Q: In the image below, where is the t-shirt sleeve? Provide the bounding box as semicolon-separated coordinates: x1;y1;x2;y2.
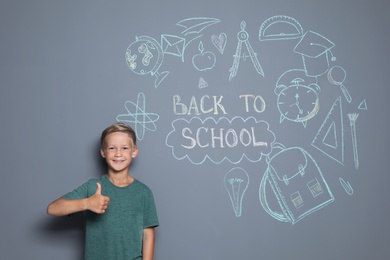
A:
62;180;93;200
143;188;159;229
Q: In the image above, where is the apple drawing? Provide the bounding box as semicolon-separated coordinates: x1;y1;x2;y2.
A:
192;41;216;71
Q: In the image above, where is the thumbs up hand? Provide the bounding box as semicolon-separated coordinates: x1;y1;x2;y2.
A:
87;183;110;214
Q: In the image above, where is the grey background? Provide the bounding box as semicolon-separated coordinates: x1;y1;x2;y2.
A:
0;0;389;259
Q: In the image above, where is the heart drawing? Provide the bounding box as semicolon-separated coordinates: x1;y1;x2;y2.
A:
211;33;227;54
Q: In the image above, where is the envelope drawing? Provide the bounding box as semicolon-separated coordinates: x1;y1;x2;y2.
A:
161;34;186;60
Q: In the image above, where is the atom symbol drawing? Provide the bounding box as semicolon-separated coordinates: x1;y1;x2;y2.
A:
116;92;160;140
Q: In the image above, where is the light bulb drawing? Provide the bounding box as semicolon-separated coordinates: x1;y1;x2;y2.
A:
224;167;249;217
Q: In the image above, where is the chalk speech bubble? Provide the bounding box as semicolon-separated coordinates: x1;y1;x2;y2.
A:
165;116;276;164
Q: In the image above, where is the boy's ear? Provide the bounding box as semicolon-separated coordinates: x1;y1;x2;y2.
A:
100;148;106;158
132;146;139;158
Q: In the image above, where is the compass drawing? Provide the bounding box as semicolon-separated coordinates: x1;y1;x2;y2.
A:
229;21;264;81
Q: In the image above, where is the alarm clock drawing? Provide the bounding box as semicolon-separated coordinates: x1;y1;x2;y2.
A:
276;78;320;126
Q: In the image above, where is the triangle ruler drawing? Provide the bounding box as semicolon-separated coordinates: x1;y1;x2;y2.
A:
358;99;367;110
312;96;344;165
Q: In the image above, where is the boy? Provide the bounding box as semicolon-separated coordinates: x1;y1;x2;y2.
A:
47;123;159;260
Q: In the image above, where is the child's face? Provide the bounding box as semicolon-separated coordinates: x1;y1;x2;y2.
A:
100;132;138;174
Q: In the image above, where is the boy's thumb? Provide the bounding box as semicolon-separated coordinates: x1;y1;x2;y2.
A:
95;183;101;195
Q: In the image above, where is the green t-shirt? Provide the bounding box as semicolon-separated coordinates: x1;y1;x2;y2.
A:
63;175;159;260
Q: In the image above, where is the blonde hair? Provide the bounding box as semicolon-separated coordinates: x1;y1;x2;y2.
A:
100;123;137;148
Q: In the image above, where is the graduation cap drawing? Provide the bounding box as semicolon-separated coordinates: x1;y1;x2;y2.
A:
293;31;335;77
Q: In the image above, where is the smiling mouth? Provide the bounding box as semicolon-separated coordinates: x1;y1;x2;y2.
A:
113;159;125;163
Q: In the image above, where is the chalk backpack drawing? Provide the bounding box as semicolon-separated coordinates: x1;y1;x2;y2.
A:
259;143;334;224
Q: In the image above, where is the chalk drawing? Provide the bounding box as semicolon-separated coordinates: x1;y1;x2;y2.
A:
339;178;354;195
211;33;227;54
259;143;334;225
275;69;317;96
259;15;304;41
121;14;367;224
161;33;203;62
328;65;352;103
165;116;275;164
125;35;169;88
358;99;367;110
294;30;335;77
161;34;186;60
116;92;159;141
176;17;221;36
198;77;208;89
239;94;266;113
312;97;344;165
172;94;227;116
192;41;216;72
229;21;264;81
347;113;359;169
275;75;320;127
224;167;249;217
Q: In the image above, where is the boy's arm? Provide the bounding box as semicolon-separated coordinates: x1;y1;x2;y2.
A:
142;227;155;260
46;197;90;216
47;183;109;216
